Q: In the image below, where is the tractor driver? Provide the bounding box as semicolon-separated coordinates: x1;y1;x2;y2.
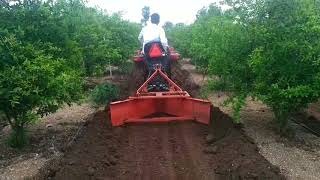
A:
138;13;168;54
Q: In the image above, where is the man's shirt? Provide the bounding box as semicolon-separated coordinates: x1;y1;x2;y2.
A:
138;23;168;53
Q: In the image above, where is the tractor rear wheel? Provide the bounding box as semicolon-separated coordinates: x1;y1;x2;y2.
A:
129;61;147;91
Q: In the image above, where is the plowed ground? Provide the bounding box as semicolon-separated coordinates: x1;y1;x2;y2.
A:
44;62;284;180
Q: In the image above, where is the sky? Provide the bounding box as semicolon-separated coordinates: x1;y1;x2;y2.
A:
87;0;221;25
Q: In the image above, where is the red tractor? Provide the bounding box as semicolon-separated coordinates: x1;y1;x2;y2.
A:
133;43;180;90
110;42;212;126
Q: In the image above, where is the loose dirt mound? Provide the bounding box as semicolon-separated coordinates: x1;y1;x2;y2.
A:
43;111;122;180
292;112;320;137
209;107;282;179
171;62;200;97
44;61;284;179
128;62;146;93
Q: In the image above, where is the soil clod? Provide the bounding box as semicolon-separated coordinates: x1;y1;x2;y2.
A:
205;134;216;144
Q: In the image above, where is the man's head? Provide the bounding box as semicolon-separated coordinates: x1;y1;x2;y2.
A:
150;13;160;25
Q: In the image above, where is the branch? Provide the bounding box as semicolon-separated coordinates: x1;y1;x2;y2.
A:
4;111;14;127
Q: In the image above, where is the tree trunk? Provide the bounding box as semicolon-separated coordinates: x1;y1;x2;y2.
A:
9;123;27;148
273;109;290;135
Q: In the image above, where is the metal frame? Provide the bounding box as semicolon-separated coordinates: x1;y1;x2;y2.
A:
110;67;212;126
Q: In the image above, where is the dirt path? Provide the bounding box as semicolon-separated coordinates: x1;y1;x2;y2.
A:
46;60;283;180
117;123;216;180
48;109;282;180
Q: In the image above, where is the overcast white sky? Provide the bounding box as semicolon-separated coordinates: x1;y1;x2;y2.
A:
87;0;221;25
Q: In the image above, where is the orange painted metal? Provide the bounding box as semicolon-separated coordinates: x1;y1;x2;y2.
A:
133;47;180;62
110;67;212;126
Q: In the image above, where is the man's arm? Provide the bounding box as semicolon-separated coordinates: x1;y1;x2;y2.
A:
138;28;144;44
159;28;168;51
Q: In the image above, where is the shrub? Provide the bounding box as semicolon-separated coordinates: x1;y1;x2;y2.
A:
0;35;83;148
90;83;119;107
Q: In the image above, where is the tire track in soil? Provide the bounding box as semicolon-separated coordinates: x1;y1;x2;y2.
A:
117;123;217;180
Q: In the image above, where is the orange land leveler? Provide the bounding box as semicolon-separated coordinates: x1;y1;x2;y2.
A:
110;43;212;126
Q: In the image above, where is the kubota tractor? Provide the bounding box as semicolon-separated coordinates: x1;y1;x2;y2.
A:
110;42;212;126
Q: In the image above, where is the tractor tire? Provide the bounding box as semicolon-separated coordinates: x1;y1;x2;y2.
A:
170;61;200;97
129;61;147;92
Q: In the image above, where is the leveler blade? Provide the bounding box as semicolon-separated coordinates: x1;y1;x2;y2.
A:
110;96;211;126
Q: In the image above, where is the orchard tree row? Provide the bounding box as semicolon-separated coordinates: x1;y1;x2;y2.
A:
167;0;320;134
0;0;140;147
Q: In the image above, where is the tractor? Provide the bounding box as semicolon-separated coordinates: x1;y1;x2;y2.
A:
110;42;212;126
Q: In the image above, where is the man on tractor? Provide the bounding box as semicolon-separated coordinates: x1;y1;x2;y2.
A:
138;13;171;91
138;13;168;54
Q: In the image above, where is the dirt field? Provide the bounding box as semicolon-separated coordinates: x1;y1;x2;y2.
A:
38;61;283;180
43;108;283;180
0;60;288;180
